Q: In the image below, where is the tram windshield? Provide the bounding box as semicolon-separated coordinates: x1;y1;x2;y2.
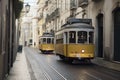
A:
52;38;54;44
64;31;93;44
43;38;46;44
78;31;87;43
42;38;54;44
69;31;76;43
47;38;51;44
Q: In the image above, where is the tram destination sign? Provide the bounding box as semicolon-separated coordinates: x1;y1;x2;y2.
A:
67;18;92;25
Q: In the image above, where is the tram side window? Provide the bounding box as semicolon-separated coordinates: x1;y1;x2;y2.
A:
56;39;63;44
78;31;87;43
56;34;63;44
69;31;76;43
65;32;68;44
43;38;46;44
89;32;94;44
47;38;51;44
40;38;42;44
52;38;54;44
39;39;41;44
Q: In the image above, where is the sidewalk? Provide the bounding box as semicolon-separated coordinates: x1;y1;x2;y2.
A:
7;52;31;80
92;58;120;71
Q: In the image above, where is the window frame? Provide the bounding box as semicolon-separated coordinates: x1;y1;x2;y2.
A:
69;31;76;44
77;31;88;44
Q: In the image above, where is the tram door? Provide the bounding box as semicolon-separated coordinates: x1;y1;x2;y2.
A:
64;32;68;56
97;14;103;57
114;8;120;62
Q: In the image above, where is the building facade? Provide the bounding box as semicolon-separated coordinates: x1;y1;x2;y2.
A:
21;17;32;46
0;0;19;79
85;0;120;62
37;0;46;38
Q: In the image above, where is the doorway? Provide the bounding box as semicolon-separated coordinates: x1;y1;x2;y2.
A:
97;14;103;57
113;7;120;62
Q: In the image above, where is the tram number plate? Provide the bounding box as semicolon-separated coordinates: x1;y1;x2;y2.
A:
76;54;80;58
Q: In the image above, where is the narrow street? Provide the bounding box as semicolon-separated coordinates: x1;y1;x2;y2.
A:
24;47;120;80
1;0;120;80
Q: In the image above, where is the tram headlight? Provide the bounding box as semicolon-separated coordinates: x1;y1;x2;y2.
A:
82;50;85;53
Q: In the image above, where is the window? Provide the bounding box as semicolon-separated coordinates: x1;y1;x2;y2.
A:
56;33;63;44
89;32;94;44
52;38;54;44
78;31;87;43
43;38;46;44
69;31;76;43
39;38;42;44
47;38;51;44
65;32;68;44
29;39;32;43
71;0;77;8
39;39;41;44
56;39;63;44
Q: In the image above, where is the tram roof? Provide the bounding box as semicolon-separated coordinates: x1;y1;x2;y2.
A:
61;18;94;29
40;32;54;38
62;23;94;29
40;35;54;37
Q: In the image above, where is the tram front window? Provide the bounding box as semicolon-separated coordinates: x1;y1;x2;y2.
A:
43;38;46;44
78;31;87;43
39;39;41;44
47;38;51;44
89;32;94;44
52;38;54;44
69;31;76;43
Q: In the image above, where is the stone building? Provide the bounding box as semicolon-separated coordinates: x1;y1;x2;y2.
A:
0;0;20;79
87;0;120;62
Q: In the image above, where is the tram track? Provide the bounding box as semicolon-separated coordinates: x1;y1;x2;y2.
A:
25;47;67;80
25;48;52;80
24;47;120;80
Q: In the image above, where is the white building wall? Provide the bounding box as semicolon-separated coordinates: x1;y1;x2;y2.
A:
31;5;40;48
32;18;38;47
21;16;32;46
59;0;70;30
86;0;120;60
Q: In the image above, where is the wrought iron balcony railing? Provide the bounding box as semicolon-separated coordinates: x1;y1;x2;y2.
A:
46;8;60;23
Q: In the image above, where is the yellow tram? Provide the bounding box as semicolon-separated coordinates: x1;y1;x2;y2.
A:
55;18;94;62
39;32;54;53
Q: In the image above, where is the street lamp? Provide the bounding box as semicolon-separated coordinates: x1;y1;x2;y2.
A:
25;3;30;13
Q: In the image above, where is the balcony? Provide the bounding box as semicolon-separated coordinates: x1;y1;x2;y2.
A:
51;8;60;20
46;8;60;22
55;8;60;17
78;0;88;8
